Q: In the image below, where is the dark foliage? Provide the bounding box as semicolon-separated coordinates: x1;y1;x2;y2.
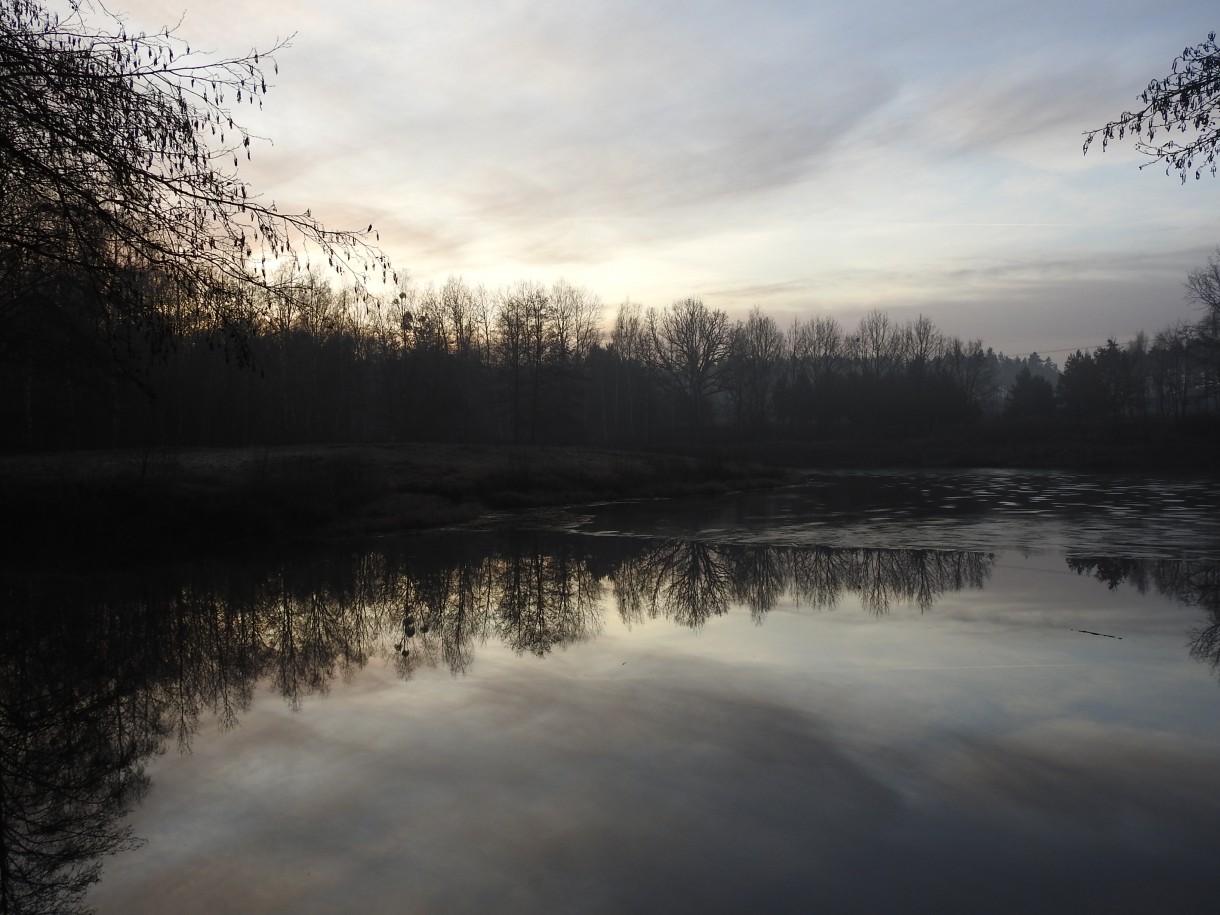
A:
1004;366;1056;418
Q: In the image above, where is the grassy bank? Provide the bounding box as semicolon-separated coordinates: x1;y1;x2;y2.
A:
0;444;789;556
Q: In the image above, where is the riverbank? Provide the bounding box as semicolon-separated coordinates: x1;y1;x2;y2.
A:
4;422;1216;559
0;444;790;557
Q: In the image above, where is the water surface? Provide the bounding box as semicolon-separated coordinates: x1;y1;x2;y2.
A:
3;471;1218;913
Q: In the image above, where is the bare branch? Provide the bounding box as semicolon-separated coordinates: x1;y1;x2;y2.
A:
0;0;394;369
1084;31;1220;182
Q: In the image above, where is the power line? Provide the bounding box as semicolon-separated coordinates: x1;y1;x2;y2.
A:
1005;340;1148;360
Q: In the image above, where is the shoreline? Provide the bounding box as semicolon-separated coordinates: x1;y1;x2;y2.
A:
0;443;791;559
2;430;1216;560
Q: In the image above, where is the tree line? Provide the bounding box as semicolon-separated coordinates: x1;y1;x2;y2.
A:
6;257;1220;451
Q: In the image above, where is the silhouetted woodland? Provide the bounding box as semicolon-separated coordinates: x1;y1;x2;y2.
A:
6;265;1219;453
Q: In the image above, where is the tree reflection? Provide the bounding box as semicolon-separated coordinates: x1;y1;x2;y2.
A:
724;543;787;621
393;553;494;677
1;581;160;915
5;539;1219;913
0;555;388;914
30;535;1220;913
492;534;602;654
1068;556;1220;674
613;540;994;622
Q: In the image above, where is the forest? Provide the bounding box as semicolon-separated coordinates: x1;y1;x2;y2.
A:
2;264;1218;452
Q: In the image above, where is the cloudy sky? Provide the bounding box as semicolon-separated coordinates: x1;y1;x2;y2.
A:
113;0;1218;356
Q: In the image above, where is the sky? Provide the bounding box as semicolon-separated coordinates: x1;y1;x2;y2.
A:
103;0;1220;357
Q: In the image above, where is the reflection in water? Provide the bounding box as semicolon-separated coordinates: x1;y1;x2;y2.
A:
614;540;993;624
1;582;159;915
4;534;1219;913
1068;556;1220;674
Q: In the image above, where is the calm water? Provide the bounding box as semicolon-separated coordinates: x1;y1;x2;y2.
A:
4;471;1219;913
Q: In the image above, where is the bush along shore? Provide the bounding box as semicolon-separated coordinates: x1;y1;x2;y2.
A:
0;444;791;558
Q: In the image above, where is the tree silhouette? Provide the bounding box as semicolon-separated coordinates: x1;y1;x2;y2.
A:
724;307;784;434
1084;31;1220;182
1004;366;1056;418
646;297;730;432
0;0;390;376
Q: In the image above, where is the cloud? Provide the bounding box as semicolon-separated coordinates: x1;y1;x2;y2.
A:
246;1;907;255
107;0;1220;351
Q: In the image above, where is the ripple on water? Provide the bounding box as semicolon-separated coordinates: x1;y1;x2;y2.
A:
565;470;1220;559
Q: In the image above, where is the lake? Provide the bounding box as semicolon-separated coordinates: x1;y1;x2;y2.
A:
4;470;1219;913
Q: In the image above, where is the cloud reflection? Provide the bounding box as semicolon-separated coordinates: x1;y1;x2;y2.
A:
5;534;1219;912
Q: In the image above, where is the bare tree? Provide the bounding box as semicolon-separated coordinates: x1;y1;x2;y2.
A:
549;280;602;364
943;336;993;419
904;314;946;372
609;299;648;441
646;297;730;431
1184;252;1220;411
855;309;903;380
611;300;646;362
441;276;481;357
790;314;845;387
725;306;785;432
495;281;549;442
470;282;497;364
401;282;445;353
1186;249;1220;327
